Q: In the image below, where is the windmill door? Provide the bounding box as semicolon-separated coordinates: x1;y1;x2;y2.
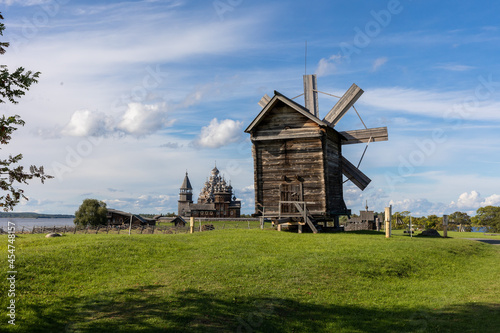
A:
279;183;303;214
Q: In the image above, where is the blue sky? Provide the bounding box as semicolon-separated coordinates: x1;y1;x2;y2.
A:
1;0;499;216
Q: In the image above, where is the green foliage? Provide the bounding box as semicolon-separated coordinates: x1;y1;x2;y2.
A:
0;12;51;211
473;206;500;233
392;211;410;229
74;199;108;226
449;211;473;232
424;214;441;229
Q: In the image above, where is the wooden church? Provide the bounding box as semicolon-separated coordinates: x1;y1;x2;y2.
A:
245;75;388;231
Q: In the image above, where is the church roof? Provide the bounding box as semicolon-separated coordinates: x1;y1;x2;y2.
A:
180;172;192;190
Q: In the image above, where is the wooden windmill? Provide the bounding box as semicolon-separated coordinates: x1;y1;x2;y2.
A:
245;75;388;232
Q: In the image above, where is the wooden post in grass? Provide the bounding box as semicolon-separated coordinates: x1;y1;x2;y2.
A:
443;214;449;238
190;217;194;234
385;206;392;238
128;215;133;235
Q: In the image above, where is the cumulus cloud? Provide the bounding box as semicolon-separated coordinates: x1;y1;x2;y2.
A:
58;102;172;138
61;110;112;137
372;57;388;72
117;103;172;136
316;54;342;77
389;198;447;216
450;191;500;210
192;118;243;148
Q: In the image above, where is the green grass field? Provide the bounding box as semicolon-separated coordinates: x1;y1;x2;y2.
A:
2;229;499;332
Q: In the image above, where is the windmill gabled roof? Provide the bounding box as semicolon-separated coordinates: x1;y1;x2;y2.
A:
245;91;329;133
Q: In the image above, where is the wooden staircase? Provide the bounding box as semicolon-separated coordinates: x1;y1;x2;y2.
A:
278;201;318;234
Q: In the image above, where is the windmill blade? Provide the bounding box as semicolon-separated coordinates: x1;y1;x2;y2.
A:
341;156;371;190
303;74;319;117
340;127;388;145
258;94;271;108
323;83;364;127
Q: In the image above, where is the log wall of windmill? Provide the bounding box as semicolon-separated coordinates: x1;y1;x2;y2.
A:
323;129;346;215
251;104;328;215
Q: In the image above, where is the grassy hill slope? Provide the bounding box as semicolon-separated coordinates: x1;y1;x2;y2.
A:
2;230;499;332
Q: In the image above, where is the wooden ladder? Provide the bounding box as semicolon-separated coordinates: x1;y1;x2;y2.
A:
291;201;318;234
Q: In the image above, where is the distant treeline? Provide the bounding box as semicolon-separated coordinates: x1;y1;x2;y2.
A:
0;212;75;219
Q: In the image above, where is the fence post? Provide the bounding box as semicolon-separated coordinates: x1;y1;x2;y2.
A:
190;217;195;234
385;206;392;238
443;215;449;238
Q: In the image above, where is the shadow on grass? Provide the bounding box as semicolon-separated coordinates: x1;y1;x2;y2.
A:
15;286;500;333
343;230;386;235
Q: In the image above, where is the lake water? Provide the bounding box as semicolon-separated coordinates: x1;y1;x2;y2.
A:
0;218;75;232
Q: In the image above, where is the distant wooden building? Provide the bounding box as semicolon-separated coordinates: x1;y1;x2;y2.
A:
178;166;241;218
155;215;187;227
344;204;376;231
245;75;388;229
107;209;156;226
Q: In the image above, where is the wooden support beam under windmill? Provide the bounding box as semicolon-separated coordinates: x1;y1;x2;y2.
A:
323;83;364;127
341;156;371;191
340;127;389;145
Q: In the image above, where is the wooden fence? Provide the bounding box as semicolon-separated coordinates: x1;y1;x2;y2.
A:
0;220;263;235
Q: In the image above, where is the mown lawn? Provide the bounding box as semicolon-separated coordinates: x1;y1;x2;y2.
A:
1;229;499;332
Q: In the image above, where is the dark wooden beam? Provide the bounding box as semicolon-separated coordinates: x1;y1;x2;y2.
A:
340;127;388;145
323;83;363;127
303;74;319;117
341;156;371;190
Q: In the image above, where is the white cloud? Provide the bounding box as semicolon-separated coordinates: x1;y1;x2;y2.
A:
435;63;475;71
482;194;500;206
117;103;171;136
59;103;172;138
450;191;500;210
454;190;482;209
372;57;388;71
0;0;48;6
61;110;111;137
361;86;500;121
389;198;446;216
316;54;342;77
192;118;243;148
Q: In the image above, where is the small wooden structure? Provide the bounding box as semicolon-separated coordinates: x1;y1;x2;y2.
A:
155;215;187;227
107;209;156;226
245;75;388;231
344;203;376;231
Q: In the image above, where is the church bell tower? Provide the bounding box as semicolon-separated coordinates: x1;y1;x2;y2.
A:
178;172;193;216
